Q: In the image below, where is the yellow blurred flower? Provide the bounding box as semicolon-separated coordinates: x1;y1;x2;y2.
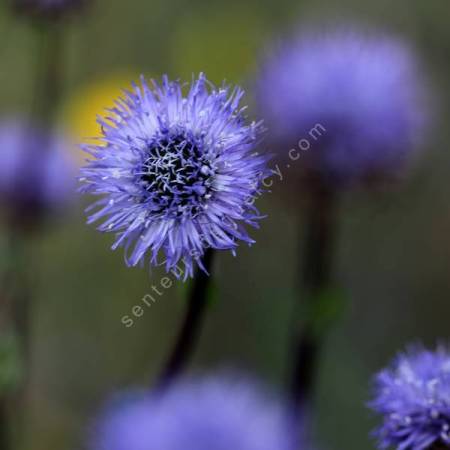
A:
63;71;140;163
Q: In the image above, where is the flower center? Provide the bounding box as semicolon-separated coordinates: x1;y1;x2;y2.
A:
140;134;214;217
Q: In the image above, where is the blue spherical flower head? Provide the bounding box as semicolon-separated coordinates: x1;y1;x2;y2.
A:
257;27;428;189
370;346;450;450
90;375;295;450
80;74;267;279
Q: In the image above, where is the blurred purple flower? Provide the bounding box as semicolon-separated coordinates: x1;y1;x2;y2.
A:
80;74;267;279
369;346;450;450
90;375;294;450
257;28;428;188
13;0;85;18
0;119;74;225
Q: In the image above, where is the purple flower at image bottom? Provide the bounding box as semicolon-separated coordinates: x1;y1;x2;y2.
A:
370;346;450;450
90;375;295;450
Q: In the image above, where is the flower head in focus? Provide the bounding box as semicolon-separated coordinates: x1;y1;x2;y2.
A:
80;74;267;279
369;346;450;450
90;375;294;450
257;27;428;189
0;119;74;227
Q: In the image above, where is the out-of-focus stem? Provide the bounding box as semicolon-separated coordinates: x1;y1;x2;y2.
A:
32;21;64;126
0;18;65;450
290;182;338;409
158;249;215;386
9;237;33;379
0;232;31;450
0;398;10;450
0;237;11;450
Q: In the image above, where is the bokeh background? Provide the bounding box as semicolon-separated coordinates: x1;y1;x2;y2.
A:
1;0;450;449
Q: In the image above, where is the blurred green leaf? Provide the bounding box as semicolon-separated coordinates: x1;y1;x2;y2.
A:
304;286;348;337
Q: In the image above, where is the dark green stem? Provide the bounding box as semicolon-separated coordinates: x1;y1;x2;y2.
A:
32;21;64;126
0;19;65;450
9;237;33;376
290;183;338;409
429;443;449;450
0;232;31;450
158;249;215;386
0;398;10;450
0;237;11;450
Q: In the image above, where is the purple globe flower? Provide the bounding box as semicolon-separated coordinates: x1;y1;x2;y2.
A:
13;0;85;18
257;28;428;188
80;74;267;278
369;346;450;450
90;375;294;450
0;119;74;225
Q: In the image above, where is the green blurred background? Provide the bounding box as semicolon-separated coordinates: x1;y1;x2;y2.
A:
1;0;450;449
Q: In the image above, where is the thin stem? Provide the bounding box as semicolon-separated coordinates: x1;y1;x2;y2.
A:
0;232;34;450
429;443;449;450
0;399;10;450
0;235;11;450
0;16;65;450
10;249;33;381
0;234;20;450
31;21;64;126
158;249;215;386
3;233;33;380
289;183;338;409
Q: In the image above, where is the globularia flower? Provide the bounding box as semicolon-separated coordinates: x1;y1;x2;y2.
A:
257;28;427;188
370;346;450;450
90;375;294;450
80;74;266;278
0;119;74;224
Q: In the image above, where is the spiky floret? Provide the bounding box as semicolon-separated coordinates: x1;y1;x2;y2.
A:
80;74;267;278
370;346;450;450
